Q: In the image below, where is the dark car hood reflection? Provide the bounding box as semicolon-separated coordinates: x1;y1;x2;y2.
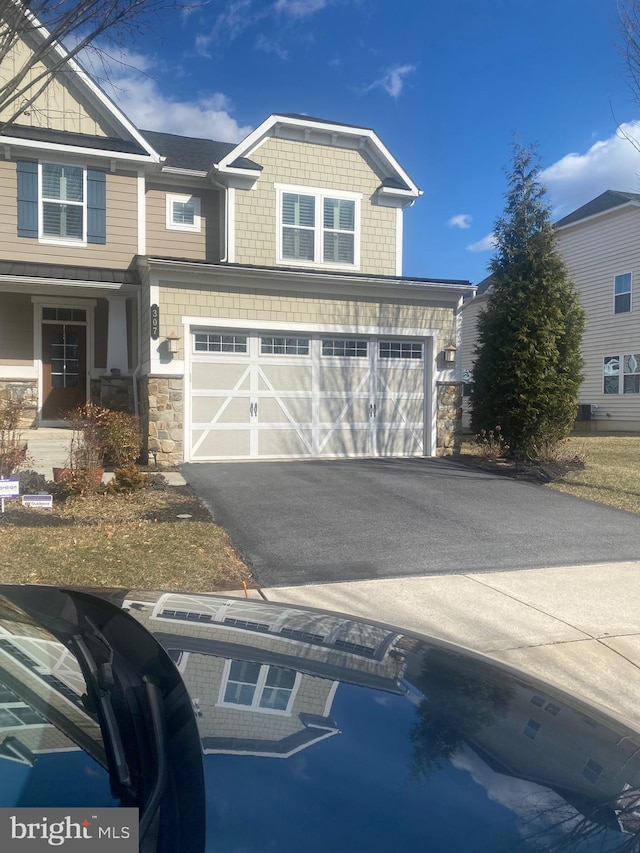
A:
1;586;640;851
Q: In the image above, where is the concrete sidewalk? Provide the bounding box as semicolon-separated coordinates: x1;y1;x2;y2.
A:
260;562;640;729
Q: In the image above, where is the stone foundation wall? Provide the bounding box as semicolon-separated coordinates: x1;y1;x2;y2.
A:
0;379;38;427
144;375;184;466
100;375;134;412
436;381;462;457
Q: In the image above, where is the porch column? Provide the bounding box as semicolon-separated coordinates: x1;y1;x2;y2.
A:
106;296;128;373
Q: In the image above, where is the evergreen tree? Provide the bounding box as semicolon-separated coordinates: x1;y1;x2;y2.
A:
470;143;585;457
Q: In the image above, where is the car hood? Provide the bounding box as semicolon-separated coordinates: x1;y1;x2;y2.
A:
1;585;640;852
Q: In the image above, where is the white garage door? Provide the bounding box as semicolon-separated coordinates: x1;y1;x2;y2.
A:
188;330;427;461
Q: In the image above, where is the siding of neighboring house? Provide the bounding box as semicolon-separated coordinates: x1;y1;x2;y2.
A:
556;205;640;429
0;35;113;135
0;159;138;267
234;137;397;275
459;293;489;430
145;183;222;261
0;291;33;363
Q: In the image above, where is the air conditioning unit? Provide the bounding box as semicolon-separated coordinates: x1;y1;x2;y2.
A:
576;404;592;422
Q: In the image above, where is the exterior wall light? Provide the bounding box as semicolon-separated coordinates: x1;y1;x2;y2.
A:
167;330;180;354
443;343;457;364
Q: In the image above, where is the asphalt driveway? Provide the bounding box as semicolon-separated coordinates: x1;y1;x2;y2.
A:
181;458;640;587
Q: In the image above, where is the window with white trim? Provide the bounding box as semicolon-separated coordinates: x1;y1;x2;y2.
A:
603;354;640;394
219;660;298;714
614;273;632;314
278;185;360;268
194;333;247;353
322;339;368;357
166;193;201;232
522;719;541;740
261;336;309;355
379;341;423;360
41;163;84;240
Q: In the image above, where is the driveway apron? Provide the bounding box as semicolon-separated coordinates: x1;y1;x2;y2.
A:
181;458;640;587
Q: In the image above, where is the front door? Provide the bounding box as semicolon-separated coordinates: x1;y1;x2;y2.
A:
41;322;87;420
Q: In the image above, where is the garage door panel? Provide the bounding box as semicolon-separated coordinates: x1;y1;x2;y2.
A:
318;365;369;391
258;396;314;424
192;395;251;424
191;428;251;459
377;367;424;392
319;426;371;457
192;361;250;391
376;397;424;423
318;396;370;423
258;365;312;391
376;426;423;456
258;427;314;457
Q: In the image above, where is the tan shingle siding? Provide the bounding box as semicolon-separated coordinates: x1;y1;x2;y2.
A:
145;183;222;260
234;137;397;274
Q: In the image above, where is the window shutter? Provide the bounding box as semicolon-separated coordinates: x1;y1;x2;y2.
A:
17;161;38;238
87;169;106;244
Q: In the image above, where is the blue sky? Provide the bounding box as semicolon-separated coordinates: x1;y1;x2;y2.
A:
97;0;640;284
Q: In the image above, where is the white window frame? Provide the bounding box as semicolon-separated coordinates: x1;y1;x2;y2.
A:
216;659;301;716
275;183;361;270
603;353;640;394
38;161;87;246
166;193;201;232
614;272;632;315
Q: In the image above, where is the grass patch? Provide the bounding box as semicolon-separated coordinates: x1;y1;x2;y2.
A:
0;486;253;592
545;433;640;514
460;431;640;514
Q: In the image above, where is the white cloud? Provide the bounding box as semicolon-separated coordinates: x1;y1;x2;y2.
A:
467;233;497;253
255;33;289;60
541;121;640;219
87;48;251;142
367;64;416;98
274;0;329;17
448;213;472;229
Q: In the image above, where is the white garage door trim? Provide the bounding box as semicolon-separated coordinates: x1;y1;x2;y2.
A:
183;318;438;462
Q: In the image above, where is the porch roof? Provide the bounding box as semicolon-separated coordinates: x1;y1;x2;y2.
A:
0;260;139;285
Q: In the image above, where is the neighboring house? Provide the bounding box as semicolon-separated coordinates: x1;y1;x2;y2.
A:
460;189;640;434
459;274;493;430
0;12;474;463
554;190;640;431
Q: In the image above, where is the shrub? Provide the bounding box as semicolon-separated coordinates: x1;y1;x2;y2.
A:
18;470;48;494
475;426;510;461
145;472;168;491
0;397;31;477
99;410;142;467
108;463;146;493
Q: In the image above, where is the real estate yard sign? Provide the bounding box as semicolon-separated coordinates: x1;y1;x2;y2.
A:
0;479;19;513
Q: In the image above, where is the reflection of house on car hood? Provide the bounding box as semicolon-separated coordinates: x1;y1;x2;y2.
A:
123;592;408;758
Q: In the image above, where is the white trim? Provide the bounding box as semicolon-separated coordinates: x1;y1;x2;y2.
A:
395;208;403;275
137;169;146;254
166;193;201;232
218;114;421;199
227;188;236;263
38;161;87;246
0;135;156;165
275;184;361;270
0;365;38;379
614;271;632;315
203;729;338;759
323;680;339;717
216;658;302;717
16;7;160;163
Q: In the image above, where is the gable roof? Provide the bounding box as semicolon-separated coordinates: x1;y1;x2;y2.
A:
140;129;261;174
216;113;422;199
554;190;640;229
0;6;160;163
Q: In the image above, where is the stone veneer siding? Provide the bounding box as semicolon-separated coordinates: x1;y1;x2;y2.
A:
145;375;184;465
436;381;462;457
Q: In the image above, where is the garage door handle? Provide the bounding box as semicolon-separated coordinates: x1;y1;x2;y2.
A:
369;403;377;417
250;402;258;417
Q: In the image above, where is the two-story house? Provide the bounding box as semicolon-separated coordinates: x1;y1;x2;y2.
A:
460;190;640;435
0;12;473;464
